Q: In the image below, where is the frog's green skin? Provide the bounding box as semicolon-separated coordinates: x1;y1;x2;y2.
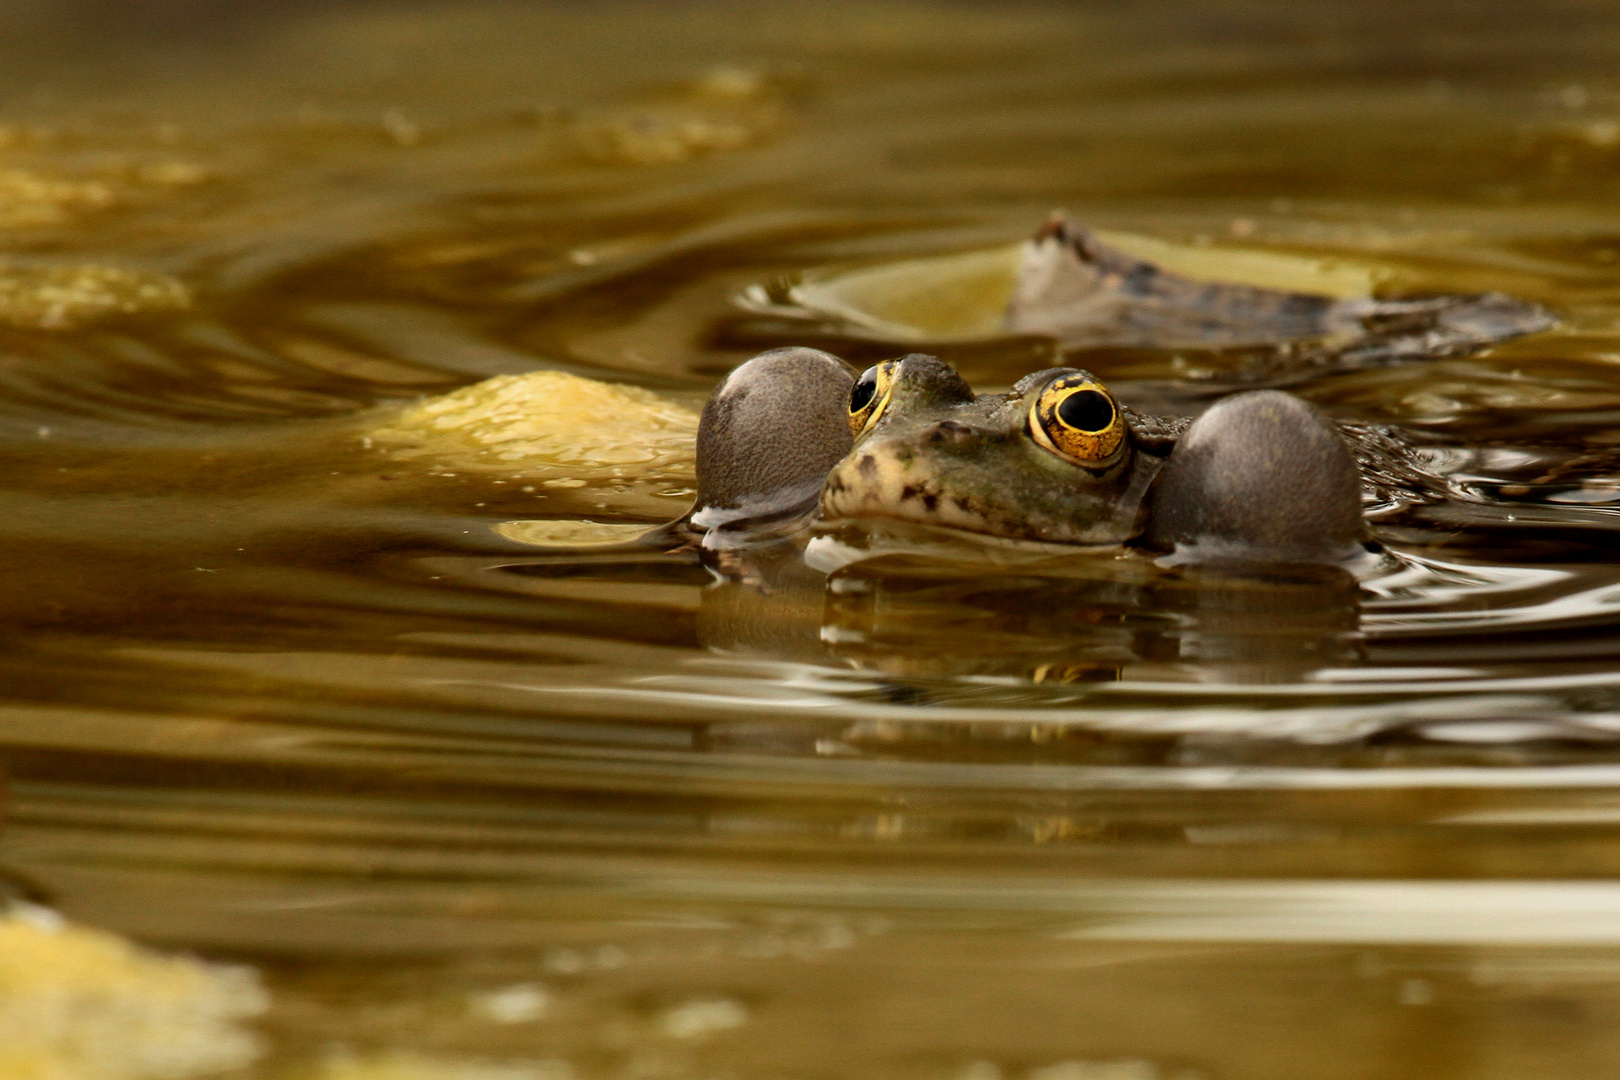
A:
690;348;1371;566
821;356;1160;547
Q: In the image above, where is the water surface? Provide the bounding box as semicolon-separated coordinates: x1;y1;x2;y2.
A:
7;2;1620;1077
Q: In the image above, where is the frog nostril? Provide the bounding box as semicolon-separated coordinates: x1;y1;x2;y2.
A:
928;420;978;446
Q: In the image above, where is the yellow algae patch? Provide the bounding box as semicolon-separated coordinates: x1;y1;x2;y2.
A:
691;64;773;101
371;371;698;485
494;519;656;547
130;161;212;188
571;65;783;167
574;112;766;166
313;1055;574;1080
0;168;116;228
0;905;268;1080
0;263;190;330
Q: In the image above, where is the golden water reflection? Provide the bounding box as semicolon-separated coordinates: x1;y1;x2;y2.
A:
5;0;1620;1076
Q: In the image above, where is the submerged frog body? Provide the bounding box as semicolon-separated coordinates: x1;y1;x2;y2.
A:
691;347;1370;567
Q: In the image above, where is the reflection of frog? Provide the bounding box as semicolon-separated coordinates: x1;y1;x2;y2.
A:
690;347;1370;567
695;537;1364;685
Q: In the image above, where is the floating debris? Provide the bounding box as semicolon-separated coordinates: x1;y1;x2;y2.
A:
0;262;190;330
657;996;749;1039
315;1055;574;1080
1004;217;1556;370
571;65;783;166
0;168;116;228
573;111;769;166
466;983;551;1024
495;519;657;547
753;228;1379;345
786;245;1027;341
0;904;267;1080
371;371;698;485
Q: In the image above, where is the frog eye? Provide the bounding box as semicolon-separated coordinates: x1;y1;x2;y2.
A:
1028;375;1126;466
848;359;900;437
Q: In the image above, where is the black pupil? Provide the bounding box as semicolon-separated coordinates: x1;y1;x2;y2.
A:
849;369;880;414
1057;388;1114;432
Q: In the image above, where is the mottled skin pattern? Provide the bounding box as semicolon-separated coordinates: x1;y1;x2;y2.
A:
689;350;1384;562
816;357;1373;561
819;356;1166;545
688;352;1443;565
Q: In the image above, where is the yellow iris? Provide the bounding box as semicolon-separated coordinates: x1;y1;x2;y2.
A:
1028;375;1126;465
848;359;900;437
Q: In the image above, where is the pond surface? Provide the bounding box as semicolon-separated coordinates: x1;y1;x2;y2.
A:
8;1;1620;1077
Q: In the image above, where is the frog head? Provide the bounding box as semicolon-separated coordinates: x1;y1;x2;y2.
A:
817;354;1164;545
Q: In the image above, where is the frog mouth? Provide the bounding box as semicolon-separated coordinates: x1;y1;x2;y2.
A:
803;516;1123;575
817;462;1021;540
817;446;1151;547
814;487;1141;548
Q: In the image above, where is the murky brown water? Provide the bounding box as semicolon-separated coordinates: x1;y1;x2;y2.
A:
10;1;1620;1077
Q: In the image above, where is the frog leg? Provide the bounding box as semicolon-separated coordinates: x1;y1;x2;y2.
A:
1140;389;1368;565
687;347;856;550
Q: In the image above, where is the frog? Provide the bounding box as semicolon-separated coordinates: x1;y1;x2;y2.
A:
678;210;1557;568
686;346;1374;568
